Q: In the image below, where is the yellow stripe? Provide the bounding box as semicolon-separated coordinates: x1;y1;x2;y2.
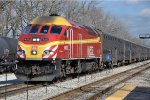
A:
19;37;100;47
18;37;100;59
106;84;136;100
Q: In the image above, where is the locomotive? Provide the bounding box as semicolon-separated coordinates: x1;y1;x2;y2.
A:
0;37;18;73
15;15;150;81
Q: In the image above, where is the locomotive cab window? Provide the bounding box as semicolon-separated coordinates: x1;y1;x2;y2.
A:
40;25;49;34
50;26;62;34
23;24;31;34
30;25;40;34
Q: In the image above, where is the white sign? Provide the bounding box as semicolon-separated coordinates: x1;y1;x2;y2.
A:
87;46;94;57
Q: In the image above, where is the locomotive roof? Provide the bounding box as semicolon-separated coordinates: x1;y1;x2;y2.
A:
30;15;95;31
30;16;72;26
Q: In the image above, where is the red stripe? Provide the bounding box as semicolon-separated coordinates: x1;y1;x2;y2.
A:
18;45;22;50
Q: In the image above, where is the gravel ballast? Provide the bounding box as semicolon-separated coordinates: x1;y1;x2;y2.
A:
103;63;150;100
0;60;150;100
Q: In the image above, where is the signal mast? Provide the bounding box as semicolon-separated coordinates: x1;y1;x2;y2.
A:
139;34;150;39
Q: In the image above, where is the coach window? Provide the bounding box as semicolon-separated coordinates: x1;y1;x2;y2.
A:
40;25;49;34
23;24;31;34
50;26;62;34
30;25;40;34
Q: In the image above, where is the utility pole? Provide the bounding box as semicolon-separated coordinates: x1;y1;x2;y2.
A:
139;34;150;62
139;34;150;39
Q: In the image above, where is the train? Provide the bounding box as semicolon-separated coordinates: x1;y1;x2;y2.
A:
100;33;150;66
0;37;18;73
15;15;150;81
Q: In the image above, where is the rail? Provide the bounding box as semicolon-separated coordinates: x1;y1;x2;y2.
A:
0;83;42;98
46;63;150;100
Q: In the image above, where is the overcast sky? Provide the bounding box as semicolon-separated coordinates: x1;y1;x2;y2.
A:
100;0;150;38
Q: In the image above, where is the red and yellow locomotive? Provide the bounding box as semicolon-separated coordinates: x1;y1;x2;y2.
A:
16;15;102;81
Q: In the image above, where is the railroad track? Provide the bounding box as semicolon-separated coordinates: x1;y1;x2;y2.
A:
0;71;98;99
0;82;42;98
46;63;150;100
0;83;24;92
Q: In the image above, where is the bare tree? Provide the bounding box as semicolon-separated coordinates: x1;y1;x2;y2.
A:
0;0;148;46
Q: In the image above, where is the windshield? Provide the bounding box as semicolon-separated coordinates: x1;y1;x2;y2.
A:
22;25;31;34
50;26;62;34
30;25;40;34
40;25;49;34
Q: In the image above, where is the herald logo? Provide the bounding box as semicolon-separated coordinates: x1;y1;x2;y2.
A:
31;46;38;50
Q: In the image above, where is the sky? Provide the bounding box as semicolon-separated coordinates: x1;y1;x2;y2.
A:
100;0;150;38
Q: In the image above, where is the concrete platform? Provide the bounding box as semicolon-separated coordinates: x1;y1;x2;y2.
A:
106;84;150;100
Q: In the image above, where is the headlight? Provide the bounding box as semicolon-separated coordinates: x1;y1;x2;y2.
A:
43;50;54;56
32;38;40;42
17;50;25;55
33;38;36;42
37;38;40;41
31;51;37;55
